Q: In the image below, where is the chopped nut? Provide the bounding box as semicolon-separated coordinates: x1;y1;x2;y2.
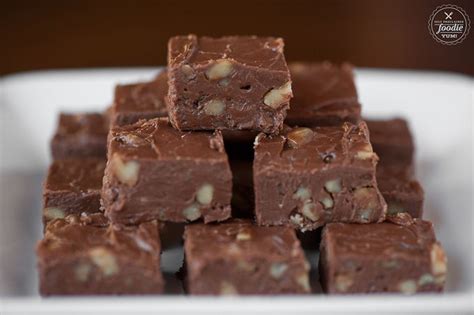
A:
183;203;202;221
335;274;353;292
237;260;255;272
205;59;234;80
359;209;373;222
218;78;230;87
227;243;241;255
418;273;435;286
290;214;303;226
387;202;405;215
354;144;376;160
430;243;447;275
181;64;195;79
287;128;314;148
263;82;292;108
116;133;147;147
398;280;417;294
220;281;238;295
44;207;65;220
320;197;334;209
301;201;321;222
293;186;311;201
236;231;251;241
296;274;311;292
89;247;119;276
324;179;342;193
111;154;140;186
203;99;226;116
75;263;91;282
382;260;399;269
196;184;214;205
353;187;379;220
134;237;153;252
270;262;288;279
355;151;376;160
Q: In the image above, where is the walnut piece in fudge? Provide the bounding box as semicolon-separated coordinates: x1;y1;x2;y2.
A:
101;118;232;225
319;215;447;294
37;214;164;295
285;62;361;127
42;159;105;225
167;35;292;134
111;71;168;127
253;121;387;231
184;220;310;295
51;113;108;159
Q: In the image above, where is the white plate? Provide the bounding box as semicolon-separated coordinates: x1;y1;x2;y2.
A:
0;68;473;315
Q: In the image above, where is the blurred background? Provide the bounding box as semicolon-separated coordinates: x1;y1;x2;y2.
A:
1;0;473;76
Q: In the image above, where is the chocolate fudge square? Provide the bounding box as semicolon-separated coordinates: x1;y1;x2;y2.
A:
42;159;105;225
366;118;415;169
167;35;292;134
111;71;168;126
37;214;164;295
377;165;424;218
184;220;310;295
102;118;232;224
254;122;387;231
285;62;361;127
319;215;447;294
51;113;108;159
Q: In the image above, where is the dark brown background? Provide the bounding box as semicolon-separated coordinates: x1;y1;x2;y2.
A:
1;0;472;76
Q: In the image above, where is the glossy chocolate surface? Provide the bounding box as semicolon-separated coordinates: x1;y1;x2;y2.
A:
167;35;292;133
184;220;310;295
101;118;232;224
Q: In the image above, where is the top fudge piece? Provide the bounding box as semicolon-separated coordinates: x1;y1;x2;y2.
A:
167;35;292;134
111;71;168;126
253;121;387;231
184;220;310;295
366;118;414;169
37;214;164;295
101;118;232;225
319;215;447;294
285;62;361;127
51;113;108;159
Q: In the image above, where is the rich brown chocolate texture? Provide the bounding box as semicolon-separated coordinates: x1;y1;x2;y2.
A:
42;159;105;225
253;121;387;231
184;220;310;295
319;214;447;294
101;118;232;225
366;118;415;169
367;118;424;218
51;113;108;159
167;35;292;134
377;166;424;218
285;62;361;127
111;70;168;127
37;214;164;295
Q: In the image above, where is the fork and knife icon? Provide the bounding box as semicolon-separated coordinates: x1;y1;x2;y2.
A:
444;11;453;20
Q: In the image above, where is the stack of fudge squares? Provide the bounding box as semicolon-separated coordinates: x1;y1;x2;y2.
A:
37;35;447;296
